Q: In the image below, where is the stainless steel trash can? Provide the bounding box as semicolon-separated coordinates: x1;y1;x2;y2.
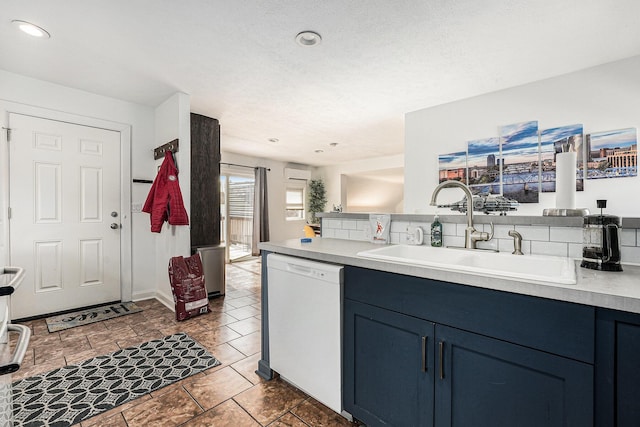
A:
196;245;225;297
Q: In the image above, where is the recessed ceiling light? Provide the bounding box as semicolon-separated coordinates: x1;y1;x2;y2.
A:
268;138;279;143
295;31;322;47
12;20;50;38
314;149;324;153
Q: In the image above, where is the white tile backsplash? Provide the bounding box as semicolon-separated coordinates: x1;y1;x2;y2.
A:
342;220;358;230
442;223;457;236
621;229;637;247
530;241;568;257
550;227;583;243
621;246;640;265
515;225;550;241
492;224;516;239
321;216;640;263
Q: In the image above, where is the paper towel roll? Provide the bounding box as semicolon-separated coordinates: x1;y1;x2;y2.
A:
556;151;577;209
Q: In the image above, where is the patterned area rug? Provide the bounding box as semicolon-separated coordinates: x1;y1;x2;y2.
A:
45;302;143;333
12;333;220;426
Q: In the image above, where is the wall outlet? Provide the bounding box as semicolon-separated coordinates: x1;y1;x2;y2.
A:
131;203;142;213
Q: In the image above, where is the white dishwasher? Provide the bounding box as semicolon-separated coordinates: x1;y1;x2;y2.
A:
267;253;344;416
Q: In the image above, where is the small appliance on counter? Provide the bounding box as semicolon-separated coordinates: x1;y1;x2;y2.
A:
580;200;623;272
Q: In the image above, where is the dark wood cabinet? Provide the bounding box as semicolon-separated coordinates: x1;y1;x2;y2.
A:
190;113;220;248
596;309;640;427
435;324;592;427
343;266;595;427
344;300;435;427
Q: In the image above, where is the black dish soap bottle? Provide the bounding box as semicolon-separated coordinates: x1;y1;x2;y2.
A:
431;214;443;247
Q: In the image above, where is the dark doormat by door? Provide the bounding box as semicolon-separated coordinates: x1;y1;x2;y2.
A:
45;301;143;333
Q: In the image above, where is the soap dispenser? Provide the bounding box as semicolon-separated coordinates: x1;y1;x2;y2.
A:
431;214;443;247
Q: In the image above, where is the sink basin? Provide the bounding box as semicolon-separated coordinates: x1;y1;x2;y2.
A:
357;245;576;285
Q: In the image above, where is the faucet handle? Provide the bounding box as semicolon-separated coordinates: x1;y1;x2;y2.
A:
486;222;494;241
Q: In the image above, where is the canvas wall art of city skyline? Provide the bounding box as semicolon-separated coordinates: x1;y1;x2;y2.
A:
540;124;585;192
500;121;540;203
586;128;637;179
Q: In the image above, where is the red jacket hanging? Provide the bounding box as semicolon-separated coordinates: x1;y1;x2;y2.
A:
142;151;189;232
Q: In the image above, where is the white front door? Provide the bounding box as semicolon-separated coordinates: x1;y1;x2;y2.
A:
8;113;121;319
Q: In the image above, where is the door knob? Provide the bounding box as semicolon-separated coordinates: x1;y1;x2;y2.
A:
110;223;120;229
111;211;118;217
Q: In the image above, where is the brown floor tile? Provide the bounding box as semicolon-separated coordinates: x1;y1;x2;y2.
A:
116;331;164;349
64;342;121;365
228;331;261;356
231;352;265;385
87;326;137;348
234;378;307;425
226;295;260;308
184;366;253;410
292;398;354;426
189;325;242;349
269;412;310;427
81;397;151;427
58;322;108;340
182;399;260;427
149;372;206;397
200;343;246;372
226;305;261;321
123;388;203;427
227;316;261;336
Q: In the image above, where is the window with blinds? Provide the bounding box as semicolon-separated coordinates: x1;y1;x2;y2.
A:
285;186;305;220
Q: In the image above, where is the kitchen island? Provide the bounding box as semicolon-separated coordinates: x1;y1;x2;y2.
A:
258;238;640;427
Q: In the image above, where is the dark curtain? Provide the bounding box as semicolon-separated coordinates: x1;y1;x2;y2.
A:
252;167;269;256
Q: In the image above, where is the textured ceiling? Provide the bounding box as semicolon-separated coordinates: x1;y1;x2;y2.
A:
2;1;640;166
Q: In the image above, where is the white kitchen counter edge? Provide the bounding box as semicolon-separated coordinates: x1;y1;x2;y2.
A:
259;238;640;315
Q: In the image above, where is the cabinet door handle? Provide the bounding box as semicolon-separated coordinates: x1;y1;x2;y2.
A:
439;341;445;380
421;336;427;372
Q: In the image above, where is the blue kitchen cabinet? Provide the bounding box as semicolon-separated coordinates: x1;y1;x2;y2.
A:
343;266;595;427
344;300;435;427
596;308;640;426
435;324;592;427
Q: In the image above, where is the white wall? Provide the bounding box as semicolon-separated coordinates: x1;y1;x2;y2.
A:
405;55;640;217
345;175;404;213
148;93;192;306
316;154;405;212
220;151;314;242
0;69;158;299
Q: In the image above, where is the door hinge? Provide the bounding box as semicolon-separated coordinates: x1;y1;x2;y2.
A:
2;127;11;142
7;207;11;219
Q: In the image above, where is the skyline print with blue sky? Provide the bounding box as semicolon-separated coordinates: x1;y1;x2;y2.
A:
589;128;636;150
540;124;584;192
438;151;467;183
500;121;539;203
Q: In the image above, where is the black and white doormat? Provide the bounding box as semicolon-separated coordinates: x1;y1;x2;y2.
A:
12;333;220;426
45;302;143;333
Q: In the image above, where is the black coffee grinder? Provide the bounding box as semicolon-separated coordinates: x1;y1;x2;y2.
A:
580;200;623;272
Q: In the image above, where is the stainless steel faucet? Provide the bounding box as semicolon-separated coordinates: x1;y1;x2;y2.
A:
429;180;493;249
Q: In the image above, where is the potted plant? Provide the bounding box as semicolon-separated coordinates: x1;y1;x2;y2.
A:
308;179;327;225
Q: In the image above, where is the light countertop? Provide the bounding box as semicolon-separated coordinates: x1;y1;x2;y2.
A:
259;238;640;315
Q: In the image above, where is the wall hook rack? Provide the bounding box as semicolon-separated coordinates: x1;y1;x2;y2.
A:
153;139;179;160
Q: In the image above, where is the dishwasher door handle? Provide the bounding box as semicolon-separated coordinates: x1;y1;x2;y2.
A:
287;263;316;277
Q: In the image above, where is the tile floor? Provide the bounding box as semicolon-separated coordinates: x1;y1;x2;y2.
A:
14;258;356;427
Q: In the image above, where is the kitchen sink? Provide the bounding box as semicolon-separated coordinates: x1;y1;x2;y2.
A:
357;244;577;285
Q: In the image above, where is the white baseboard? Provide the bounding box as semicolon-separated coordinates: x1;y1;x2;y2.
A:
132;290;175;312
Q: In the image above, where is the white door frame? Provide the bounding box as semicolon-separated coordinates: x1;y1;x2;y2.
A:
0;101;133;302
